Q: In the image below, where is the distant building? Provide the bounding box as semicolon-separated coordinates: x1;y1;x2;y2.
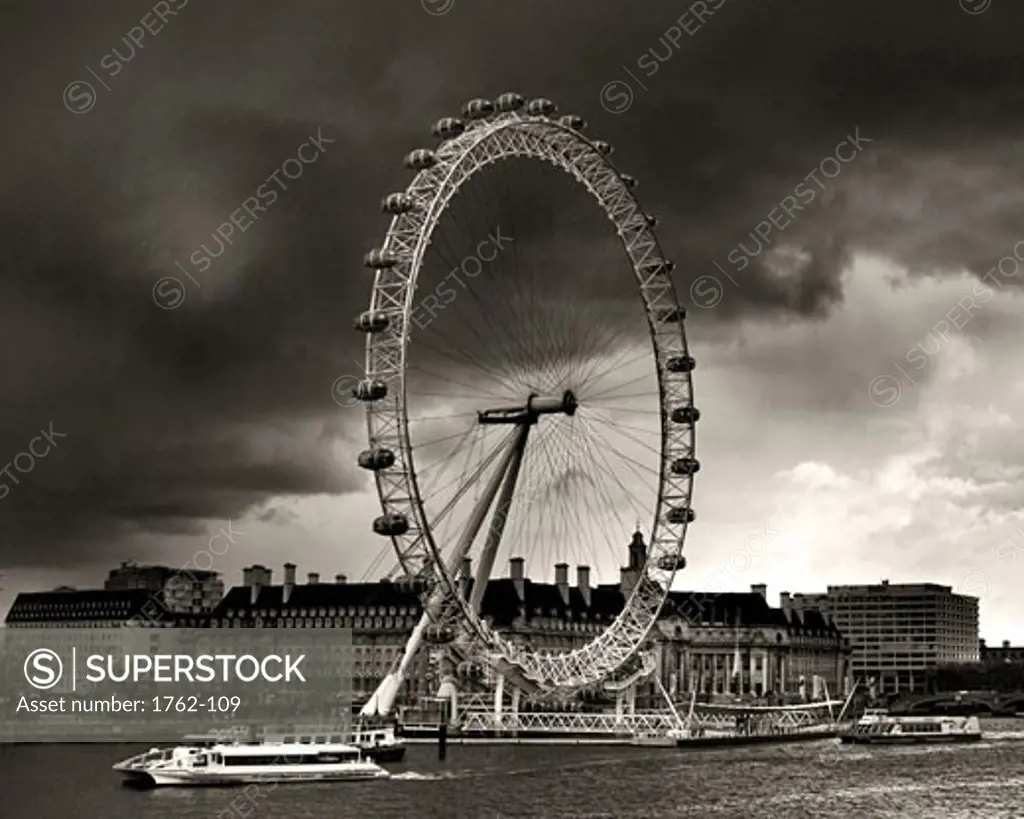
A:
654;584;851;703
4;533;850;709
794;581;979;694
980;639;1024;668
4;588;177;627
104;561;224;613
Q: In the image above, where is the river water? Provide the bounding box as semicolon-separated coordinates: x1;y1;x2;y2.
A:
2;719;1022;818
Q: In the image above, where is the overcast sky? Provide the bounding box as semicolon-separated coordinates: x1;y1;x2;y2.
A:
1;0;1022;643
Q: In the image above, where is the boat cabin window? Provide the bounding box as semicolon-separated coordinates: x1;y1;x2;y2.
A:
194;754;208;767
283;735;296;743
314;735;327;744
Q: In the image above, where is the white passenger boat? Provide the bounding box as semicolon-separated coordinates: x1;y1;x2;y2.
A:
840;711;982;745
113;741;390;787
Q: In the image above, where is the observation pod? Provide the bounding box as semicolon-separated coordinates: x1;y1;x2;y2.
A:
353;378;388;401
667;507;696;525
657;554;687;571
621;174;638;188
558;114;586;131
364;249;400;268
656;306;687;323
494;92;525;112
381;192;416;214
432;117;465;139
671;457;701;476
373;512;409;537
645;214;658;228
462;98;494;119
525;98;557;116
592;140;613;155
404;149;437;170
424;624;456;644
666;355;696;373
354;310;389;333
357;446;396;471
671;406;701;425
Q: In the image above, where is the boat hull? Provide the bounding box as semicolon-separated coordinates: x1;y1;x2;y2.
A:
363;744;406;763
839;733;982;745
676;729;839;749
117;766;390;788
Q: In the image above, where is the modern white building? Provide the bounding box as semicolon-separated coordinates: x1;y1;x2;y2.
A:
793;580;979;694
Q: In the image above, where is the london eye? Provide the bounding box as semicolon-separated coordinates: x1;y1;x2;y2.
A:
352;93;700;710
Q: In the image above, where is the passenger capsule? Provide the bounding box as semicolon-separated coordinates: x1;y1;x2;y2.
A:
432;117;465;139
404;149;437;170
525;98;557;116
621;174;638;189
666;507;696;525
645;214;658;228
671;406;701;425
657;554;687;572
592;140;613;155
372;512;409;537
353;310;389;333
425;624;455;643
558;114;586;130
462;98;494;119
671;457;701;476
364;249;400;269
353;378;387;401
666;355;696;373
495;92;525;112
357;446;396;471
381;192;416;214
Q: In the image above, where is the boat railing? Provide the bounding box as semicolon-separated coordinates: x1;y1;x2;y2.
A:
116;747;176;770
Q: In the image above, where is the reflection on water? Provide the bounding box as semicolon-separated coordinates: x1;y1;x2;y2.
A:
1;719;1023;818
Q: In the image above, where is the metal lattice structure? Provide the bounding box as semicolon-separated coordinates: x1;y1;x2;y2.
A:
353;93;699;699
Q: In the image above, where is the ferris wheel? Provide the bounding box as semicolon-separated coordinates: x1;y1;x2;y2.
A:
353;93;699;703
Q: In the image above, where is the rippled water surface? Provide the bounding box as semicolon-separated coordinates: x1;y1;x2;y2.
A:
2;719;1023;818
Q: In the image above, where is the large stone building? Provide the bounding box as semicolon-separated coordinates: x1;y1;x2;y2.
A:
3;531;851;708
793;581;979;694
104;561;224;613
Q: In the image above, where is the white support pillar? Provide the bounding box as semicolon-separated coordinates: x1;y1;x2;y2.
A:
615;691;625;722
761;650;769;693
749;652;756;694
511;686;521;716
493;673;505;726
626;683;637;715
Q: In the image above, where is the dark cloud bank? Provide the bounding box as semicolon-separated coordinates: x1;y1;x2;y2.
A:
1;0;1022;567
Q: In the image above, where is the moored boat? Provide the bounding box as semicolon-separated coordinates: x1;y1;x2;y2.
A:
113;741;390;787
840;711;982;745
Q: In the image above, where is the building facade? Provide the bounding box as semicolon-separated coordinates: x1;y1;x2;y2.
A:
794;581;979;694
104;561;224;613
4;532;851;709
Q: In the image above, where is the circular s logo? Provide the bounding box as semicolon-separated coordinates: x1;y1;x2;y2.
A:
24;648;63;689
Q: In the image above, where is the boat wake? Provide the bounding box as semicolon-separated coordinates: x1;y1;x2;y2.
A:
390;771;463;781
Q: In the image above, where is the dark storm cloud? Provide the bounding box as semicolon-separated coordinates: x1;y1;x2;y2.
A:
1;0;1022;567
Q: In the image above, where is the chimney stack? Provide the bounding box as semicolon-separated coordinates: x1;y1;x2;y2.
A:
509;557;525;601
460;556;472;600
250;564;266;605
307;572;320;585
779;591;792;619
576;566;591;607
555;562;569;606
751;583;767;601
283;562;296;604
243;566;254;588
335;574;347;584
